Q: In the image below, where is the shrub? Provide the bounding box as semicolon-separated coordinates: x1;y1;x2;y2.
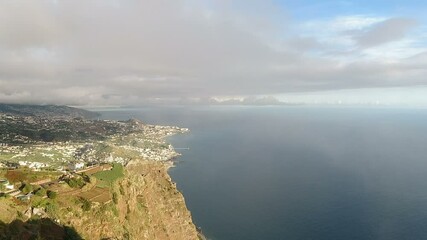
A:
31;196;49;208
119;184;125;195
0;192;9;198
45;202;59;217
47;190;57;199
20;183;33;194
112;192;118;204
34;187;47;197
81;198;91;211
66;178;85;188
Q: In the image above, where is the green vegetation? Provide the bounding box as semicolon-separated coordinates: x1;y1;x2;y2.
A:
93;163;124;187
31;196;51;208
34;187;47;197
80;198;92;212
45;202;59;217
0;106;128;145
47;190;57;200
112;192;118;204
20;182;33;194
65;177;86;188
0;193;10;198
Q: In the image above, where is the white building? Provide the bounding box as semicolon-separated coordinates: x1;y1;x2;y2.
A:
69;162;85;171
18;161;48;170
0;179;14;191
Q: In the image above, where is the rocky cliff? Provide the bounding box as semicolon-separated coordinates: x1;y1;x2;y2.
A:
58;160;200;240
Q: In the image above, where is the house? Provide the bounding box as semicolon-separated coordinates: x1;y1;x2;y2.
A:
5;183;14;190
17;193;33;201
69;162;85;171
0;179;14;191
18;161;48;170
28;162;48;170
3;162;19;169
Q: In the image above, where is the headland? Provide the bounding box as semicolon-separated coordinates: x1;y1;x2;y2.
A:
0;104;202;239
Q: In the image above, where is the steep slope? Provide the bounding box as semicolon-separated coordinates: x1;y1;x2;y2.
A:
57;160;200;240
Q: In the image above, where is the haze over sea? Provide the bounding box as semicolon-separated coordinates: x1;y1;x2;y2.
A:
100;106;427;240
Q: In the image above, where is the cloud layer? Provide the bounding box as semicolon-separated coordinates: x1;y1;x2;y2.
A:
0;1;426;105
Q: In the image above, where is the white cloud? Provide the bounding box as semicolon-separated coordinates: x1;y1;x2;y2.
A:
295;15;427;63
276;86;427;107
353;18;418;48
361;38;426;62
329;15;386;31
298;15;385;46
0;2;426;106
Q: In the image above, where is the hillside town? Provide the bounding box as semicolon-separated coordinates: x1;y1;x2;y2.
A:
0;111;189;201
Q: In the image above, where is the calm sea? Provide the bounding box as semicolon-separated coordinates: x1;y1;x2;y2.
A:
99;106;427;240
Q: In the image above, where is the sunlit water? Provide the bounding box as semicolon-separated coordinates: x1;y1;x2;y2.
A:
99;106;427;240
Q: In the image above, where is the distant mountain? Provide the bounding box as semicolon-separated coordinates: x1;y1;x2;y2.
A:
0;103;100;119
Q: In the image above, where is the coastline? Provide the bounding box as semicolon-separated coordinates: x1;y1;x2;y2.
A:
0;107;203;239
126;128;207;240
48;126;204;239
165;133;208;240
123;158;201;239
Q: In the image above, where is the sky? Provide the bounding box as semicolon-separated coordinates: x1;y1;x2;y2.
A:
0;0;426;106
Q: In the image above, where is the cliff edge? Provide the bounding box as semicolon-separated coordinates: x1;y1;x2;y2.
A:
59;160;200;240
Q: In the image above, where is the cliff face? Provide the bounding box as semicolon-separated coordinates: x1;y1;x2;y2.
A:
61;160;200;240
118;160;199;240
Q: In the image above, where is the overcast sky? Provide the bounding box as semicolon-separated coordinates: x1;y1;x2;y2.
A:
0;0;426;106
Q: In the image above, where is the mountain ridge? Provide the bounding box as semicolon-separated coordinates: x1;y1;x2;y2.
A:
0;103;100;119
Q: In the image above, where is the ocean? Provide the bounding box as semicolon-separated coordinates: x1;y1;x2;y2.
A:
99;106;427;240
